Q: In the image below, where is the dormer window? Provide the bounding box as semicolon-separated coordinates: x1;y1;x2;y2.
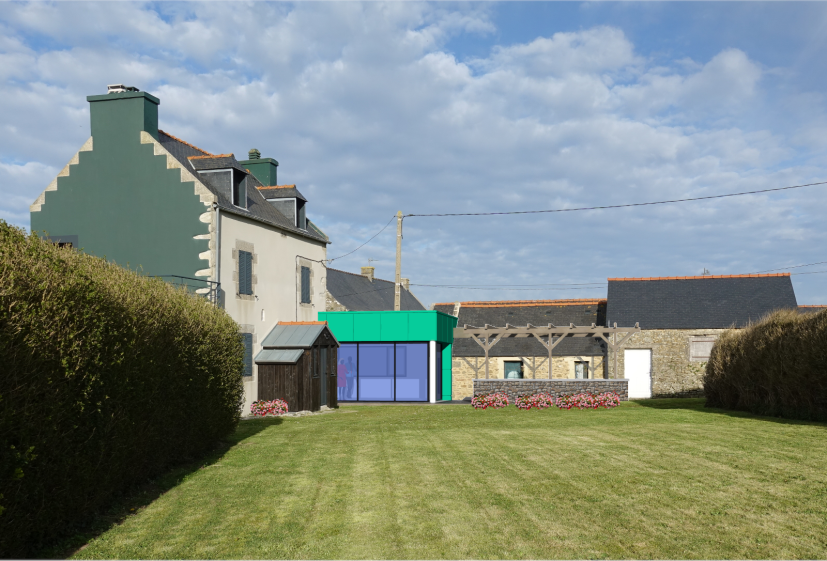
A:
197;168;247;210
233;174;247;209
258;185;308;230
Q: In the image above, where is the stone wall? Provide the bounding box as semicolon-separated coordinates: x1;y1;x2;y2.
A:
474;379;628;402
325;290;348;312
607;329;728;398
452;354;607;400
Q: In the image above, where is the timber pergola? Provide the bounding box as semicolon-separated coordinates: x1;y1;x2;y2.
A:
452;323;641;379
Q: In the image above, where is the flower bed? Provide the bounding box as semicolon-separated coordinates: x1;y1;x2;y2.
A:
555;392;621;410
250;399;289;417
515;392;554;410
471;392;509;409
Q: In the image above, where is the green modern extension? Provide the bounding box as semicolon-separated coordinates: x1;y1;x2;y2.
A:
318;310;457;402
30;91;210;280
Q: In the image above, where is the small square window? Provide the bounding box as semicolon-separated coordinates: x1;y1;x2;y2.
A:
689;337;716;362
504;361;523;379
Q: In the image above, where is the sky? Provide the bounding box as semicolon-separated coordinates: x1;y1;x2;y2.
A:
2;1;827;307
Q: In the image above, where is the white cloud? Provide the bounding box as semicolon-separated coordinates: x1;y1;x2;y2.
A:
1;2;826;304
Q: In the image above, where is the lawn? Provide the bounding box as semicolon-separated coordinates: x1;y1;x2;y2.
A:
69;399;827;559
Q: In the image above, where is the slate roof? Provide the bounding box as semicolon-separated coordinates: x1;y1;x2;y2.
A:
326;268;425;311
158;130;327;244
260;321;338;349
433;299;607;357
606;274;798;329
254;348;304;364
257;185;307;202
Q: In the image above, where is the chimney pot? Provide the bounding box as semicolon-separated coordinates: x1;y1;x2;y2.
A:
248;148;261;160
361;266;375;282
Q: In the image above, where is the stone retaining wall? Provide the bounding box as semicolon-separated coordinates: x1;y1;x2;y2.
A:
474;379;629;402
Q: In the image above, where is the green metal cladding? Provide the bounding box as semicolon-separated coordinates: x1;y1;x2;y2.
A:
30;91;210;278
318;310;457;400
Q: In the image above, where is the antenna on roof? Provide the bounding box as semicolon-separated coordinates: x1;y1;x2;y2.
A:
702;268;711;276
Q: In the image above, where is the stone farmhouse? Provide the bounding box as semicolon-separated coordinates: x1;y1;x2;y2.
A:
325;266;425;311
30;85;329;414
433;299;608;400
605;273;798;398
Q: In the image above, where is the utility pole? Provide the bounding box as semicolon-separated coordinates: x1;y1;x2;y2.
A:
394;210;402;311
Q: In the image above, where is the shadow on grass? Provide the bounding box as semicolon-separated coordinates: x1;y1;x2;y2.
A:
633;397;827;428
38;417;284;559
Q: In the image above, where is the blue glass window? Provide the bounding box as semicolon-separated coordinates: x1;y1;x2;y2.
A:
358;344;394;401
338;344;358;401
395;343;428;401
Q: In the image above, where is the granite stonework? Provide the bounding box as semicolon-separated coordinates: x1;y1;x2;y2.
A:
607;328;727;398
453;355;607;401
474;379;629;402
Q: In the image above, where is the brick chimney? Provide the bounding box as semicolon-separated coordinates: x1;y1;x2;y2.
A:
88;86;159;142
239;149;278;186
401;278;410;291
361;266;375;282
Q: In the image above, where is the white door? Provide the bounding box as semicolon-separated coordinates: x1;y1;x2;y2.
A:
624;349;652;399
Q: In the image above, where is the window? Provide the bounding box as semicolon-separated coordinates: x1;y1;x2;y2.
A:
233;174;247;209
300;266;311;303
239;250;253;295
574;361;589;379
241;333;253;377
690;337;717;362
504;361;523;379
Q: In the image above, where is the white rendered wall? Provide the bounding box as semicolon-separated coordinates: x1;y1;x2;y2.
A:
429;340;437;403
217;212;327;414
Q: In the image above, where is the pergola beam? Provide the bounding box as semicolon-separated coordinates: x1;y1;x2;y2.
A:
454;322;641;380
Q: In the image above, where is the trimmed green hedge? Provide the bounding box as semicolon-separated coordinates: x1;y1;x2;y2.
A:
704;308;827;422
0;221;244;556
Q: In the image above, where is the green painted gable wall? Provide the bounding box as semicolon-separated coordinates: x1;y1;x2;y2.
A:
318;310;457;400
31;92;210;279
239;158;278;186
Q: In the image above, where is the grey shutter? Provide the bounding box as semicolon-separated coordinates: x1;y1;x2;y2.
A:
239;251;252;295
301;266;311;303
242;333;253;377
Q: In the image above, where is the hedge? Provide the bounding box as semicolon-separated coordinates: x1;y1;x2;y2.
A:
0;220;244;556
704;308;827;422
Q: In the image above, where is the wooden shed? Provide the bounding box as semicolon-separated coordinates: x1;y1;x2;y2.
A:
255;321;339;412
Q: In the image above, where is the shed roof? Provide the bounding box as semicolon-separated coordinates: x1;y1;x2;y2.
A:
260;321;339;349
434;299;606;357
326;268;425;311
606;273;798;329
254;348;304;364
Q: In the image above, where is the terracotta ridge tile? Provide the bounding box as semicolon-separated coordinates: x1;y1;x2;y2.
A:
799;305;827;308
608;273;790;281
158;129;212;156
187;153;234;160
257;184;297;190
440;298;606;308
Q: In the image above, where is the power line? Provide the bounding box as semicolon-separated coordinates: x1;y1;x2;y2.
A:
405;180;827;218
327;215;396;263
755;260;827;273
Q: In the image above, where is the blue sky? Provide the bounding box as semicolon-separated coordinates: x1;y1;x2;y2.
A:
2;2;827;306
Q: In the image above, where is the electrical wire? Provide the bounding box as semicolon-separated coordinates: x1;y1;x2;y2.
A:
326;215;396;263
754;260;827;273
405;181;827;218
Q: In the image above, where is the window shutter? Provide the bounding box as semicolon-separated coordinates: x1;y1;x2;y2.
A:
242;333;253;377
301;266;311;303
239;251;252;295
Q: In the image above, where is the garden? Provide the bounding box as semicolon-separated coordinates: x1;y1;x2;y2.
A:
61;398;827;559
